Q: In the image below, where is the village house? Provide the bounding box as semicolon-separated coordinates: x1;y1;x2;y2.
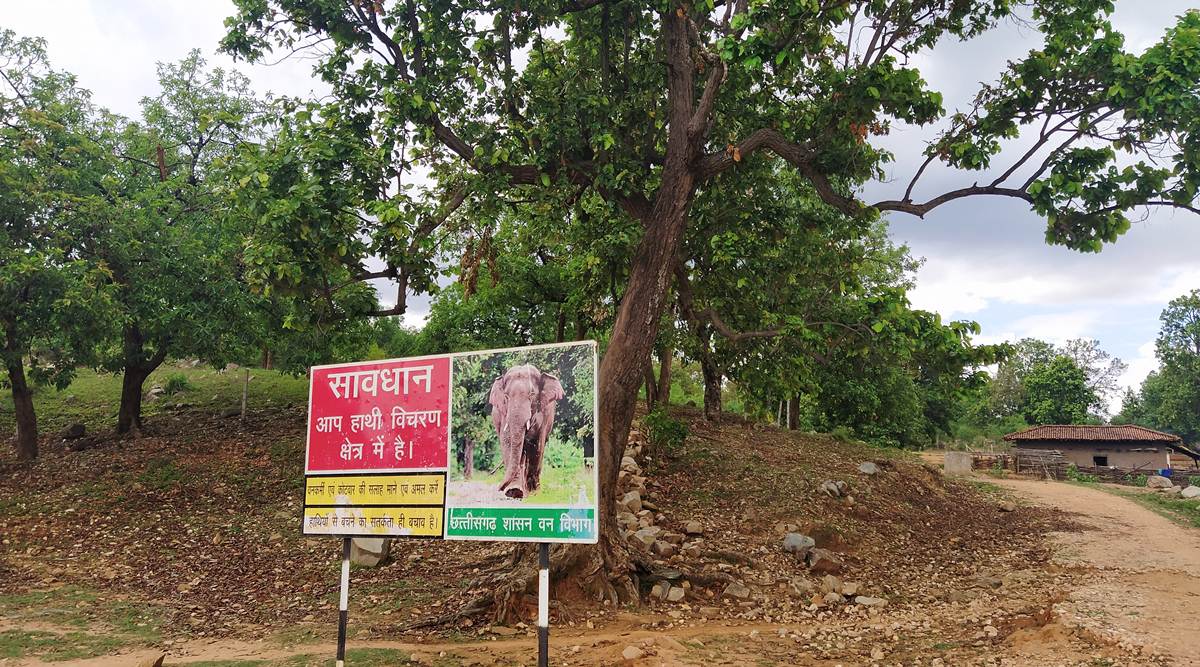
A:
1003;424;1200;470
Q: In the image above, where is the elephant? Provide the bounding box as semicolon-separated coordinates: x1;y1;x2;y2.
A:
489;364;565;499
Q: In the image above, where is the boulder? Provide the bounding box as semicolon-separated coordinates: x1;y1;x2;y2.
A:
858;462;880;475
854;595;888;607
781;532;816;557
821;591;843;605
661;531;685;545
633;527;661;549
651;541;677;558
650;581;671;601
1146;475;1174;489
806;548;843;574
819;480;842;498
621;490;643;513
349;537;390;567
684;520;704;535
620;456;640;473
622;645;645;661
786;578;813;599
1181;485;1200;499
723;582;751;599
819;575;841;595
666;586;686;602
1160;485;1182;496
840;581;859;596
61;423;86;440
998;501;1017;512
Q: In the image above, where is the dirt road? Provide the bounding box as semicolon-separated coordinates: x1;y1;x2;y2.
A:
992;477;1200;664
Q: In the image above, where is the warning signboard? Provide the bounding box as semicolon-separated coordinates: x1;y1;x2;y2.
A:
301;343;597;543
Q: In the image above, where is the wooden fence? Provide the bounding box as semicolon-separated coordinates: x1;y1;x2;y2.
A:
970;449;1068;479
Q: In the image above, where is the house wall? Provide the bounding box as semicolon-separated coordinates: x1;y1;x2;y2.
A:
1014;440;1171;470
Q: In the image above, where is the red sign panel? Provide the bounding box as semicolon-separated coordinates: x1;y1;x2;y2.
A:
306;356;451;473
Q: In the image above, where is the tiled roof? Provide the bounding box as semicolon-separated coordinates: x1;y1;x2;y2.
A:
1003;424;1181;443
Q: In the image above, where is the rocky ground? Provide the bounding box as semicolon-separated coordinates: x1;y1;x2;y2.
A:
0;406;1187;665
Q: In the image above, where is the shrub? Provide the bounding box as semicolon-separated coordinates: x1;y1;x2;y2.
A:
163;373;194;395
1066;464;1098;483
644;409;688;451
1123;473;1148;487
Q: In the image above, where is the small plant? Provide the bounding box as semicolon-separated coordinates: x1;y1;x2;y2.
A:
644;409;688;451
137;458;184;490
829;425;856;443
1123;473;1148;487
163;373;194;395
1066;464;1098;483
988;461;1007;478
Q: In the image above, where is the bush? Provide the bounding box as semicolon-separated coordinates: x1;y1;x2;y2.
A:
644;409;688;451
163;373;193;395
1123;473;1148;487
1066;464;1098;483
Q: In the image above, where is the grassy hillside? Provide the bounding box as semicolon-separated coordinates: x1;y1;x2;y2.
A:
0;365;308;441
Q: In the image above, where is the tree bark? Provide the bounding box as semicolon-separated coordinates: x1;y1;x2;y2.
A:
643;364;657;413
116;324;169;435
695;326;722;421
655;344;673;408
3;334;37;460
786;396;800;430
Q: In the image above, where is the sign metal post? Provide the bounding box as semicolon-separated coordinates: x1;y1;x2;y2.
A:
337;537;350;667
538;542;549;667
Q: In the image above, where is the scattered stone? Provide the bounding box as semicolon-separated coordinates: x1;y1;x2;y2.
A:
661;531;685;545
684;520;704;535
1159;485;1182;496
1146;475;1173;489
666;586;686;602
349;537;390;567
488;626;519;636
806;548;843;574
621;456;640;473
971;574;1003;589
633;527;661;549
821;591;843;605
786;578;814;598
782;532;816;557
723;582;751;599
1181;485;1200;499
819;575;841;595
621;645;644;660
61;423;86;440
652;541;677;558
699;606;721;617
621;490;643;513
871;646;887;661
820;480;842;498
840;581;859;596
650;581;670;601
855;596;888;607
998;501;1017;512
858;462;880;475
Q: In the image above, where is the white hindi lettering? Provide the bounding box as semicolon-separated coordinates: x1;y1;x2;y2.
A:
339;438;364;461
350;406;384;432
371;435;385;459
328;364;437;399
390;406;443;429
315;415;343;432
392;435;407;460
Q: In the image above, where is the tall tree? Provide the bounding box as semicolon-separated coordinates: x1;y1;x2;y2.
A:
0;31;115;459
97;53;264;434
223;1;1200;597
1118;290;1200;442
1061;338;1127;410
1022;355;1096;425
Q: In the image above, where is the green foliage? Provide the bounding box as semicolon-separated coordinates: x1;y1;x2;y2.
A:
1119;290;1200;443
136;458;185;491
1066;464;1099;483
1023;356;1097;425
1122;473;1148;487
644;409;689;452
163;373;194;396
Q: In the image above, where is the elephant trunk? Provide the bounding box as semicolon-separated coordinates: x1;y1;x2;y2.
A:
498;404;533;498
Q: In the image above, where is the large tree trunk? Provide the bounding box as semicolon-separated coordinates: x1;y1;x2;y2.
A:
786;396;801;430
655;344;673;408
3;336;38;460
696;327;722;421
116;324;169;435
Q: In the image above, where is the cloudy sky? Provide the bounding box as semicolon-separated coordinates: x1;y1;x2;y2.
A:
3;2;1195;411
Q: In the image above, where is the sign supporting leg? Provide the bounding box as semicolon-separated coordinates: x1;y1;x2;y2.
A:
538;542;549;667
337;537;350;667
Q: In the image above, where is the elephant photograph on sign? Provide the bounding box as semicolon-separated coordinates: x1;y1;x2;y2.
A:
448;342;596;507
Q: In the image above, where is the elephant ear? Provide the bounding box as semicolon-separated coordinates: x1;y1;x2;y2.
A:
489;374;507;408
540;373;565;402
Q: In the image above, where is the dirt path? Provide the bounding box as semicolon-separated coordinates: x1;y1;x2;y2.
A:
992;477;1200;664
